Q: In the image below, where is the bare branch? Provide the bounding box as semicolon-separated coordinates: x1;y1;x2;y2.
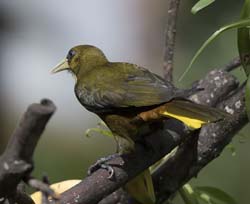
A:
0;99;56;198
153;85;247;203
223;57;241;72
163;0;181;82
26;177;59;200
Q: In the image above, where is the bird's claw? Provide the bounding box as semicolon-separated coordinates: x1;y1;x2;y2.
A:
87;153;121;179
87;163;100;175
100;164;115;179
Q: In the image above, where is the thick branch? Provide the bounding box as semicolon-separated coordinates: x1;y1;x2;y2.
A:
163;0;181;81
153;85;247;203
0;99;56;198
58;69;238;204
96;70;238;204
59;126;180;204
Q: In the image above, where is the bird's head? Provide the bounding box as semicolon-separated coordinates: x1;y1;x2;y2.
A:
51;45;108;77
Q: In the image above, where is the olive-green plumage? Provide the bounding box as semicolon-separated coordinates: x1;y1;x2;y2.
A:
52;45;229;204
67;45;186;113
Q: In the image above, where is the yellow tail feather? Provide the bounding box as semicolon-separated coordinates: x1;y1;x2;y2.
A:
161;111;206;129
125;169;155;204
160;99;230;129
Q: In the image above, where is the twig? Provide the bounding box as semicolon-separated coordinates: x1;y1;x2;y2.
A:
56;69;239;204
41;175;51;204
223;57;241;72
163;0;181;82
26;177;59;200
0;99;56;199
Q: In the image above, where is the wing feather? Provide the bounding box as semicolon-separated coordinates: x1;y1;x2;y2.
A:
76;63;178;110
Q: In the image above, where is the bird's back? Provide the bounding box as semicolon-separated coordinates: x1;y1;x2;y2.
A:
74;62;187;113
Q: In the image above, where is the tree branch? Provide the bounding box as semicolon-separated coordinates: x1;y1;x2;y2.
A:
223;57;241;72
153;84;247;203
163;0;181;82
0;99;56;199
57;68;240;204
97;67;240;204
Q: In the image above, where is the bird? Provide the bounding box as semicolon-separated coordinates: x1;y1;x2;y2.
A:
51;45;229;204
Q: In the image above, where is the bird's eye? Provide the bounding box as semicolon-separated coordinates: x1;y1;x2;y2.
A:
67;49;76;61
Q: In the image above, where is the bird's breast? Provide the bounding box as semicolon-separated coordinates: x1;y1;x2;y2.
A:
74;84;115;113
74;85;100;110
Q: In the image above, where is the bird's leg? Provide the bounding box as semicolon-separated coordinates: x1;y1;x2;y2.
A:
88;114;137;179
87;136;134;179
87;153;122;178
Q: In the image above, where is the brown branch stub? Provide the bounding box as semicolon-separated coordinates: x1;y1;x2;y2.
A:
163;0;181;82
0;99;56;198
26;177;59;200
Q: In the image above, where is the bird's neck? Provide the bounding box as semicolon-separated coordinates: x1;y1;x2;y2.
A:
78;54;108;76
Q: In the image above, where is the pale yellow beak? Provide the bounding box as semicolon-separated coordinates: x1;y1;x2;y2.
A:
51;58;70;74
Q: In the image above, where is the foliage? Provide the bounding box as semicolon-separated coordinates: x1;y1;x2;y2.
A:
237;0;250;120
191;0;215;14
177;1;250;202
179;183;237;204
178;18;250;81
85;121;113;138
180;0;250;124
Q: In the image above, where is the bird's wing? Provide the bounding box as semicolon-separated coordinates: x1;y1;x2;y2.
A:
119;70;176;107
79;63;177;109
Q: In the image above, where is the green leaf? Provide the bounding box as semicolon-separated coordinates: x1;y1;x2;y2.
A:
245;76;250;120
191;0;215;14
195;186;237;204
197;192;214;204
226;144;236;156
238;0;250;76
85;127;113;138
179;184;199;204
178;18;250;82
85;121;113;138
237;131;248;143
149;147;178;172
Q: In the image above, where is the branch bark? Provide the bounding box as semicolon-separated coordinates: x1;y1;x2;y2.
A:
97;68;240;204
153;84;246;203
0;99;56;199
0;68;244;204
223;57;241;72
163;0;181;82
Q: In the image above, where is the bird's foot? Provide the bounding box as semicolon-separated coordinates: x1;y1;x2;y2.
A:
87;153;122;179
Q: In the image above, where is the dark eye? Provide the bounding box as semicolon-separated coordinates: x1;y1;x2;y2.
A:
67;49;76;61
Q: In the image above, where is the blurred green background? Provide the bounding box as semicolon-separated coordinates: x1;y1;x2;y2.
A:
0;0;250;203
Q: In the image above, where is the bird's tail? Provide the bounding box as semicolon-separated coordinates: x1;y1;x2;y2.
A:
125;169;155;204
159;99;230;129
